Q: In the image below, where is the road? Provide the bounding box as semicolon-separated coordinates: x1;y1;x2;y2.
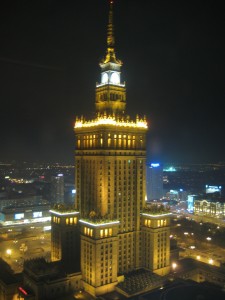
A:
171;212;225;267
0;223;51;273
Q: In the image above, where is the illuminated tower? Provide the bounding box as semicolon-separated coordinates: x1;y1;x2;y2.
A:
141;208;171;275
51;209;80;273
74;1;170;296
51;174;64;204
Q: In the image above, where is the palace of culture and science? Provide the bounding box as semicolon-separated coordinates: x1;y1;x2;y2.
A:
74;0;170;295
11;1;171;299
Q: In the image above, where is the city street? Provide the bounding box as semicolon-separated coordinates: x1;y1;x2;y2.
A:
171;214;225;267
0;223;51;273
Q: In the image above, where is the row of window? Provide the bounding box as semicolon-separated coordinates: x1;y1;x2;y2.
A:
66;217;77;225
77;159;139;166
100;228;113;238
76;134;144;149
84;227;93;237
99;93;124;101
52;216;60;224
143;219;167;228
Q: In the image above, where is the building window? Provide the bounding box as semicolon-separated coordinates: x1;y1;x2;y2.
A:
84;227;93;237
100;228;112;238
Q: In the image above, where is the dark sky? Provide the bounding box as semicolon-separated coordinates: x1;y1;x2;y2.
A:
0;0;225;164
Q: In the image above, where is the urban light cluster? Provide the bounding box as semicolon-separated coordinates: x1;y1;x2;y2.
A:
74;115;148;129
5;176;33;184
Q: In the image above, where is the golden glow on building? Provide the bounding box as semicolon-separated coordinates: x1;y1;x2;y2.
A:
79;219;119;227
66;217;77;225
74;115;148;129
141;213;171;276
50;209;79;216
51;208;80;273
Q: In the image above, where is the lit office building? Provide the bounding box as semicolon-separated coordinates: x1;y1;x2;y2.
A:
205;185;222;195
146;163;164;201
51;174;64;204
194;199;225;218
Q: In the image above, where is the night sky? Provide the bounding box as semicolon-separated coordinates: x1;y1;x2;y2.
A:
0;0;225;164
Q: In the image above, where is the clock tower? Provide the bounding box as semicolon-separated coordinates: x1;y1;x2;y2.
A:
96;0;126;114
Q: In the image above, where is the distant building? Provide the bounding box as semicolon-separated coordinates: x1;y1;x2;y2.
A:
146;163;164;201
194;198;225;218
187;194;197;212
165;189;188;203
0;204;51;226
51;174;64;204
64;183;76;205
0;195;47;211
205;185;222;195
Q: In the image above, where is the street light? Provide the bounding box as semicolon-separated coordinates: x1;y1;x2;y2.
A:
208;259;213;265
172;262;177;271
6;249;12;258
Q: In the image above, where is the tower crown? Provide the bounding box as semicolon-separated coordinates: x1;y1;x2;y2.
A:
96;0;125;114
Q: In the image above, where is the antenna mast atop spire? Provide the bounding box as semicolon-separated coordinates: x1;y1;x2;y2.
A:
107;0;115;48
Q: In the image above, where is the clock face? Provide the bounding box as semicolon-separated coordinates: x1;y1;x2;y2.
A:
110;72;120;84
102;73;108;83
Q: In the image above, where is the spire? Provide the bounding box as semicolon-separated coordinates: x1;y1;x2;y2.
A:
102;0;122;65
107;0;115;48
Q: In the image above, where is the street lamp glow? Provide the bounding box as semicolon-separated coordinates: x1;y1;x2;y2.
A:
196;255;201;260
206;237;212;241
6;249;12;257
172;262;177;270
208;259;213;265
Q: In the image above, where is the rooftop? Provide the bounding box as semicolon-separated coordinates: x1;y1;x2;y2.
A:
0;258;22;285
74;114;148;129
50;204;79;215
24;258;66;281
116;269;164;296
142;204;171;216
140;279;225;300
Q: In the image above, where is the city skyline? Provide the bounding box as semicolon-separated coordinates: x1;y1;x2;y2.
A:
0;0;225;164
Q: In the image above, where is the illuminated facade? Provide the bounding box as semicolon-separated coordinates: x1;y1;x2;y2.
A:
146;163;164;201
194;199;225;218
73;1;170;296
51;174;64;204
141;210;171;275
51;209;80;273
